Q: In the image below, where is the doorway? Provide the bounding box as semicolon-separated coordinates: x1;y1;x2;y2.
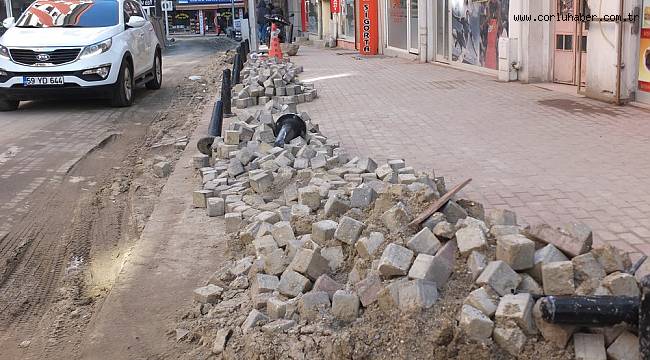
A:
386;0;418;54
553;0;588;85
434;0;449;62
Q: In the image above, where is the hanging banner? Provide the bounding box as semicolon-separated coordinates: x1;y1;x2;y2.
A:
640;0;650;92
357;0;378;55
331;0;340;13
302;0;308;32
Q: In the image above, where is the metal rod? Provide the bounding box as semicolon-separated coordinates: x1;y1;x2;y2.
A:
615;0;624;105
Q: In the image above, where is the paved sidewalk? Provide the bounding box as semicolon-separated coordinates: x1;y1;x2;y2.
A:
295;46;650;257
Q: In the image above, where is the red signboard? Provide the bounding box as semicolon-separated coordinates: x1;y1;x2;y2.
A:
330;0;340;13
357;0;378;55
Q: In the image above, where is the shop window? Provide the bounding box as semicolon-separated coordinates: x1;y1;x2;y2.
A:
340;0;355;39
387;0;407;50
580;35;587;52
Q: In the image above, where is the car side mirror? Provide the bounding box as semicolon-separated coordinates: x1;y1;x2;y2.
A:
126;16;147;28
2;17;15;29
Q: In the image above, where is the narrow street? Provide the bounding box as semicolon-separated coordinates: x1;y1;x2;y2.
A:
0;37;234;360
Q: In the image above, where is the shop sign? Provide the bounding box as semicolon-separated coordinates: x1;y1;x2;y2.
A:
141;0;154;6
176;13;190;20
357;0;378;55
302;0;308;32
331;0;340;14
640;0;650;92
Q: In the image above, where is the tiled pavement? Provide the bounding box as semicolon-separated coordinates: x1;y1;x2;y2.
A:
294;46;650;257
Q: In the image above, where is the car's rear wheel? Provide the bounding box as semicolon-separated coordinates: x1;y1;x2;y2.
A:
0;98;19;111
110;59;134;107
146;50;162;90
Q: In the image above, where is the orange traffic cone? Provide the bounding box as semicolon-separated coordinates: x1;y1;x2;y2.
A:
268;23;283;60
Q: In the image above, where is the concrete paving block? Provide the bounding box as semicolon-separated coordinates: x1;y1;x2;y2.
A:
153;161;171;178
524;223;592;258
312;274;344;299
455;225;487;255
299;291;331;321
433;221;456;239
485;208;517;227
255;210;281;224
211;328;232;354
381;202;412;233
206;197;225;217
601;272;640;297
355;272;382;307
542;261;575;295
312;220;338;245
592;244;627;274
495;293;536;335
331;290;360;322
476;260;522;296
606;331;640;360
321;246;345;270
250;171;274;193
267;297;287;319
465;286;499;317
496;234;535;270
323;194;351;217
406;228;442;255
468;251;487;281
572;252;607;285
193;189;214;208
350;185;378;209
355;232;386;259
193;284;224;304
459;304;494;342
334;216;366;245
271;221;295;247
261;319;296;333
253;235;279;256
422;212;447;231
397;279;438;312
533;299;576;349
251;273;280;298
278;269;312;298
242;309;269;334
530;244;570;283
440;200;468;224
263;248;289;275
493;325;526;357
517;273;544;296
289;248;329;280
298;185;321;211
378;243;414;278
574;333;607;360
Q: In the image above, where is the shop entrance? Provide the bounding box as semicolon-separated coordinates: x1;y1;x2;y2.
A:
434;0;449;62
553;0;588;85
386;0;418;54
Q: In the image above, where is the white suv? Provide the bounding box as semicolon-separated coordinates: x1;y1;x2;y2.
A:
0;0;162;111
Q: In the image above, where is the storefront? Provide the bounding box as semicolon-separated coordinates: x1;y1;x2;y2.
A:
385;0;417;53
174;0;246;34
337;0;356;48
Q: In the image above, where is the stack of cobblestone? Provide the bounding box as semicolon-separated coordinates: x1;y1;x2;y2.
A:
458;215;644;359
185;106;646;358
231;57;317;110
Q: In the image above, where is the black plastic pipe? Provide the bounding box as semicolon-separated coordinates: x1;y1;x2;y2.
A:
232;54;241;85
221;69;232;116
196;100;224;156
273;113;306;147
641;276;650;358
540;295;639;326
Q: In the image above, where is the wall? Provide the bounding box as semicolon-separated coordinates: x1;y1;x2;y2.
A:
513;0;552;83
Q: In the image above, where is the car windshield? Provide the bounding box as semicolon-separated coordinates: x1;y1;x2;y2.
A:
15;0;119;28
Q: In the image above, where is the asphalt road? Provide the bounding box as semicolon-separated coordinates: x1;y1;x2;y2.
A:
0;37;221;238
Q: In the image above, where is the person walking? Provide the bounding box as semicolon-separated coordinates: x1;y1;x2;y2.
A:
257;0;271;45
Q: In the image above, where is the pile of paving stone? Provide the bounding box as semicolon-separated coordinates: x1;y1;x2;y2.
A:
185;105;647;358
231;57;317;110
458;219;644;360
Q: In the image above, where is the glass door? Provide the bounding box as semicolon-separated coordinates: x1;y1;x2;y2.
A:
435;0;449;62
408;0;418;53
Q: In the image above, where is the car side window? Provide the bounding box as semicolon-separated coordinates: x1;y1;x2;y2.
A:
126;0;145;18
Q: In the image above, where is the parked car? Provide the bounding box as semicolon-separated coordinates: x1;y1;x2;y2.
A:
0;0;162;111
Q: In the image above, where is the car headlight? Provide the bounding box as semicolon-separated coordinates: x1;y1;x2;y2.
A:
79;38;112;59
0;45;9;59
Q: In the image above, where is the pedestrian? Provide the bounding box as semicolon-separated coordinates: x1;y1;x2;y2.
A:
256;0;271;44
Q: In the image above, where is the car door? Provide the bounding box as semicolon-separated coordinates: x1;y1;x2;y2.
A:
136;2;156;65
124;0;147;76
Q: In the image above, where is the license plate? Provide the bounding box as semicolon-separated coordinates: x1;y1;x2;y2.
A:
23;76;65;86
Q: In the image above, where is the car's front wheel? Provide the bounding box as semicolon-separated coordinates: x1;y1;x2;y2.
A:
146;50;162;90
0;98;19;111
110;59;134;107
